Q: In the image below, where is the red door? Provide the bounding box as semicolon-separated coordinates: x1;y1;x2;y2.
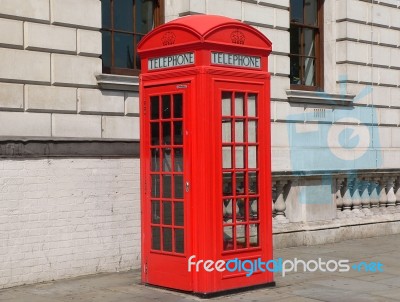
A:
141;83;192;291
216;80;272;288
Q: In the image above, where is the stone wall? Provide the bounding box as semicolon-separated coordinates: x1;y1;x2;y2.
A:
0;0;139;140
164;0;400;172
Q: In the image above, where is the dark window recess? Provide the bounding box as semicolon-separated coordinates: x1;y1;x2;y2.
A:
101;0;164;76
289;0;323;90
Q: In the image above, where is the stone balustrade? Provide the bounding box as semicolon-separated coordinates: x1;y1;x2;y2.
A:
272;172;400;224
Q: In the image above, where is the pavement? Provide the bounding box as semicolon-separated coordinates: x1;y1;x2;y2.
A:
1;234;400;302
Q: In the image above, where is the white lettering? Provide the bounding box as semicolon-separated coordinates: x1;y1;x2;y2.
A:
211;52;261;69
148;52;195;70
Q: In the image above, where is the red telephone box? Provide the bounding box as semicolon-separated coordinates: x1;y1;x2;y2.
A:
138;15;273;296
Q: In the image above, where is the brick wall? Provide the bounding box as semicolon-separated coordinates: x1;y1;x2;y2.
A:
0;158;141;289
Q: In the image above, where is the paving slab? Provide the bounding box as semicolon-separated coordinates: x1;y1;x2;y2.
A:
1;234;400;302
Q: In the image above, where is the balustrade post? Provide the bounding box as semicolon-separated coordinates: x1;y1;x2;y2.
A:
396;176;400;208
335;177;345;218
351;176;362;216
360;176;372;215
378;177;388;213
386;176;397;209
342;177;353;215
370;178;380;213
274;180;289;223
272;180;276;220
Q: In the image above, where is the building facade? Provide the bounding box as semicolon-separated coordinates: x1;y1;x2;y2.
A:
0;0;399;289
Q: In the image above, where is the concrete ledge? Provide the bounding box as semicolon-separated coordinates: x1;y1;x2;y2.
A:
286;90;355;106
273;211;400;248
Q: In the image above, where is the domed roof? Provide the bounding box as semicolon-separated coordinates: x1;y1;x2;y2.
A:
165;15;243;36
138;15;271;57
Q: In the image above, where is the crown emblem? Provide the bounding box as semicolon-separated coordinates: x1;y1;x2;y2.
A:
230;30;245;44
161;31;176;46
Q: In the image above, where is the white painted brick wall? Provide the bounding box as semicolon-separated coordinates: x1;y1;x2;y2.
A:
0;158;140;289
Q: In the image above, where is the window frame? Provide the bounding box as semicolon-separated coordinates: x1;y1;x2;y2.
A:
289;0;324;91
101;0;165;76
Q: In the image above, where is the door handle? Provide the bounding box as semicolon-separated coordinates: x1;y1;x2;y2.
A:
185;181;190;192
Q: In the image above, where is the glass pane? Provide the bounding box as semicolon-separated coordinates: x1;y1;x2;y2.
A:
101;31;111;68
173;94;183;118
304;0;318;26
114;0;133;31
236;172;245;195
290;0;304;23
150;123;159;145
173;148;183;172
114;33;134;68
290;26;301;55
162;122;171;145
223;199;233;222
223;226;233;251
290;56;301;85
248;146;257;168
304;29;315;57
174;202;184;226
162;95;171;118
235;120;244;142
249;198;258;220
222;120;232;143
236;199;245;221
150;96;159;120
222;146;232;169
136;0;155;34
222;92;232;116
235;146;244;168
163;228;172;252
236;225;246;248
248;172;258;194
248;120;257;143
150;148;159;172
151;226;160;250
235;93;244;116
162;148;172;172
101;0;111;28
173;122;183;145
151;201;160;224
250;224;259;246
222;172;233;196
135;35;143;69
174;175;183;199
162;175;172;198
151;175;160;198
248;94;257;117
304;57;315;86
175;229;184;253
163;201;172;225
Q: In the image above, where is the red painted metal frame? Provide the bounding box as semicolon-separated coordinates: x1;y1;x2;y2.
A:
138;15;272;295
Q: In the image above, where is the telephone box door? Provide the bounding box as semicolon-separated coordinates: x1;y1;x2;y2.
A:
216;80;273;287
142;83;192;291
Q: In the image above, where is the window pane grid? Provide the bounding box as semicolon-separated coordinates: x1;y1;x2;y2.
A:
222;91;260;252
290;0;321;88
150;92;184;255
101;0;161;75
